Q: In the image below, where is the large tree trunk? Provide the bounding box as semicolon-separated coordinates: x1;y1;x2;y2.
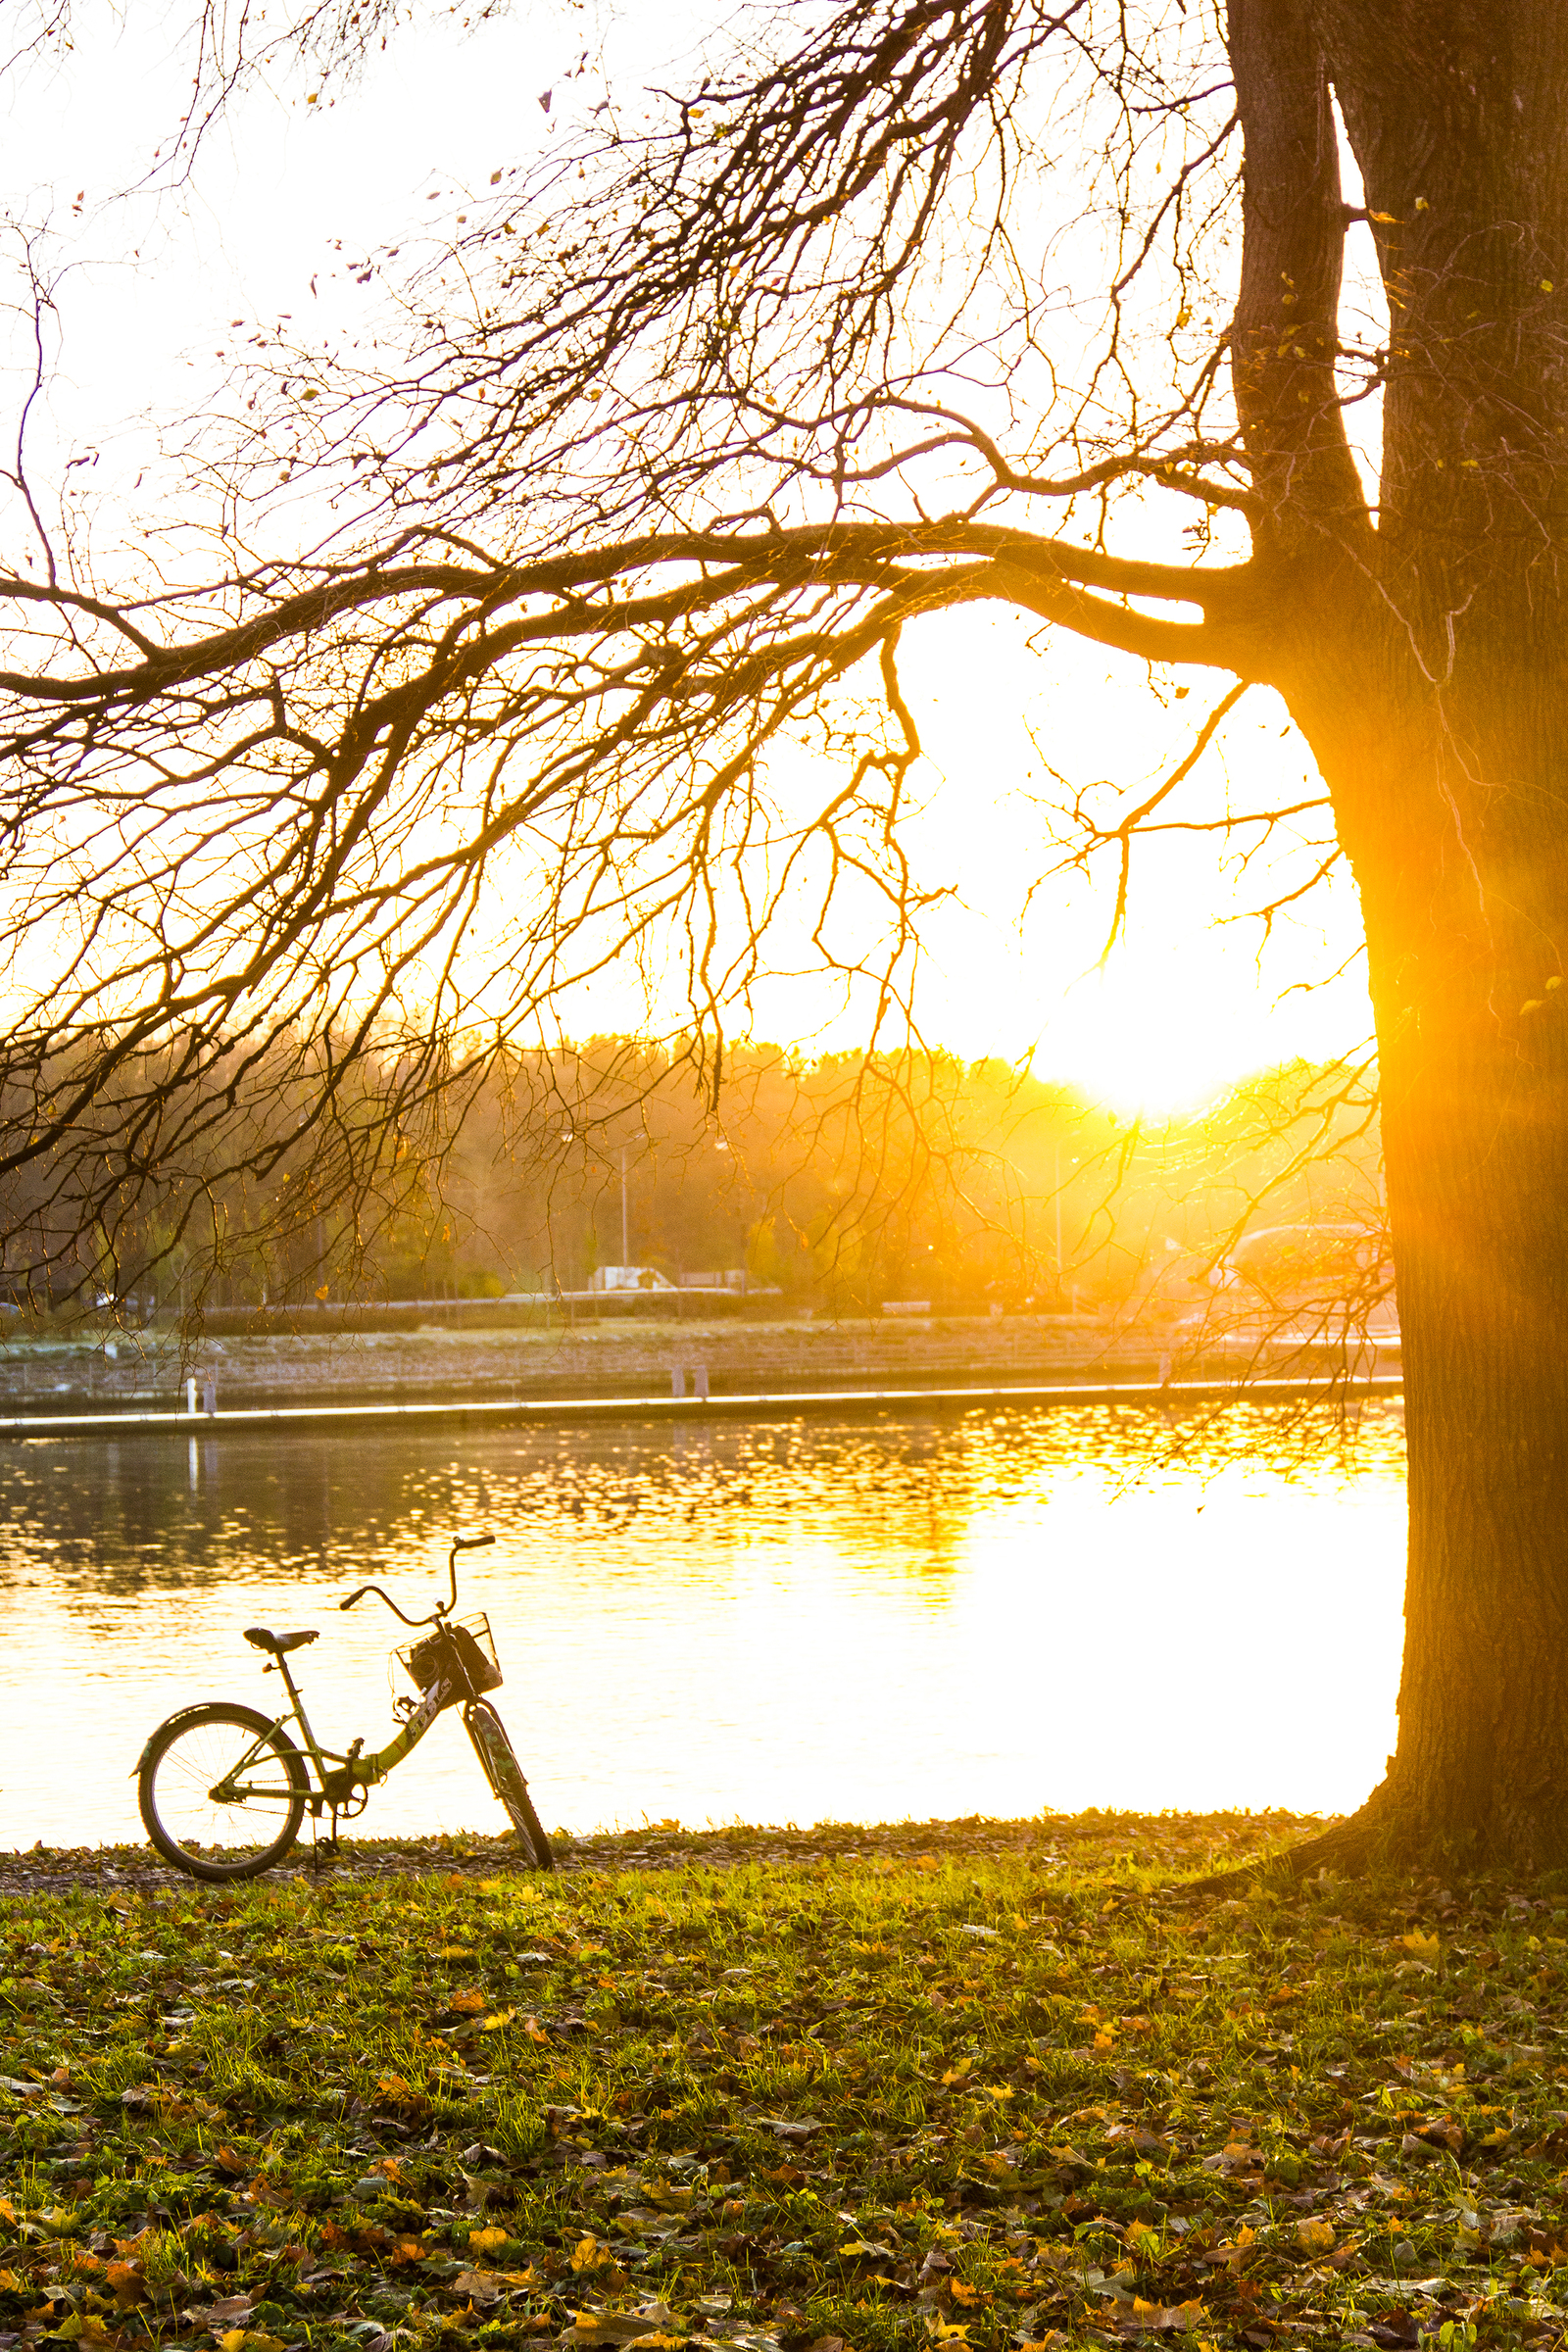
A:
1287;666;1568;1868
1227;0;1568;1868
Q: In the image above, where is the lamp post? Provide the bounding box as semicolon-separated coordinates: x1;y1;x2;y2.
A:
1054;1143;1062;1288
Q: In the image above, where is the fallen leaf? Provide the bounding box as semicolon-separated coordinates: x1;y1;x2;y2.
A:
103;2262;147;2309
191;2298;253;2328
375;2073;428;2113
452;2269;503;2307
568;2309;683;2346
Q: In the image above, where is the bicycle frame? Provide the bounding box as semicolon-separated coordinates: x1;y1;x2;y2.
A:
212;1535;501;1820
218;1643;458;1818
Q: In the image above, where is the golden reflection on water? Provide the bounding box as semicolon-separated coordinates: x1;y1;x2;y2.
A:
0;1401;1407;1848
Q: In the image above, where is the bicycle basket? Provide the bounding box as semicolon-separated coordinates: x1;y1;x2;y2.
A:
397;1613;503;1705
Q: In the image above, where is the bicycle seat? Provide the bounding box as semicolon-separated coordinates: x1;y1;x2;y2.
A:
243;1627;319;1655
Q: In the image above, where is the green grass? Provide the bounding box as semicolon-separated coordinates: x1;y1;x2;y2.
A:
2;1813;1566;2352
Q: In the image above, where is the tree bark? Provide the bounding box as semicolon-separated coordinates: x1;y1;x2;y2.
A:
1227;0;1568;1869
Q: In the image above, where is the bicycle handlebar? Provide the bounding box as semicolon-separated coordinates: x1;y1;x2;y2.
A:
338;1532;496;1627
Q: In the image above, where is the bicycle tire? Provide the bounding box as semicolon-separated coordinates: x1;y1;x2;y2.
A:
138;1702;309;1883
465;1700;554;1869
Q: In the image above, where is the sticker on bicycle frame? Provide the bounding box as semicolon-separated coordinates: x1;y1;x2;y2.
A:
407;1678;450;1737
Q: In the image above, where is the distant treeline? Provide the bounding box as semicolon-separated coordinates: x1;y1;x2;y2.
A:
0;1036;1382;1324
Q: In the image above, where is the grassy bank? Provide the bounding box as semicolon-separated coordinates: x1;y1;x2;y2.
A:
2;1813;1564;2352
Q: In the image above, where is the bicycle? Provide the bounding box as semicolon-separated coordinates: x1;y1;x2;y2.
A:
134;1533;554;1883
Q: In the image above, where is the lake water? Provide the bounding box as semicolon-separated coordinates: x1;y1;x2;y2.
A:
0;1400;1408;1851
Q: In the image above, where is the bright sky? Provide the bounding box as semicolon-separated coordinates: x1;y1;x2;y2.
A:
0;0;1375;1114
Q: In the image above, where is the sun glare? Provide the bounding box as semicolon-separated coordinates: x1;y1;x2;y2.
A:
1034;959;1333;1115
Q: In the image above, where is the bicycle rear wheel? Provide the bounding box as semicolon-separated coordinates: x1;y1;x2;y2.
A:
138;1702;309;1882
465;1700;554;1868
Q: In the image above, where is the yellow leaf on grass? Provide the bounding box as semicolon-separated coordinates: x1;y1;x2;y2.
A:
375;2074;427;2112
947;2280;985;2307
570;2235;606;2273
104;2261;147;2308
469;2228;509;2253
1296;2217;1336;2255
482;2008;516;2032
0;2200;13;2226
1397;1930;1441;1960
523;2016;550;2043
450;1988;487;2015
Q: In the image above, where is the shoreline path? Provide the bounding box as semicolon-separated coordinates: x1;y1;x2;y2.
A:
0;1811;1322;1900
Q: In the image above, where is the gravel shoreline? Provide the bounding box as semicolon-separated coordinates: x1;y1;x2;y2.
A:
0;1808;1322;1899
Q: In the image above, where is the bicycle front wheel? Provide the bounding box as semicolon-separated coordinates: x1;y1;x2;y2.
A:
138;1703;309;1883
465;1700;554;1868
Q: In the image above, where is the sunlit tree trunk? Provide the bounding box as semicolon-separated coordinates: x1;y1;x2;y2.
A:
1284;663;1568;1863
1230;0;1568;1863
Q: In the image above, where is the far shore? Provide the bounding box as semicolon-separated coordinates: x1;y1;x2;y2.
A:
0;1308;1397;1416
